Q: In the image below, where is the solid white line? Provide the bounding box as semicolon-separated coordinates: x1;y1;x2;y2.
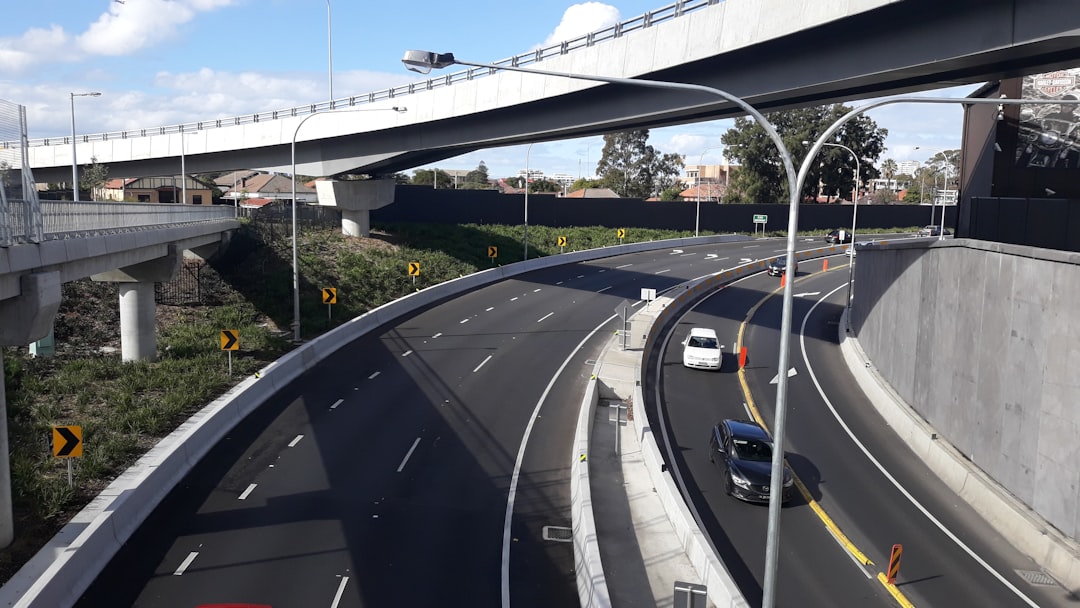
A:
432;332;442;339
596;286;612;293
173;551;198;576
502;313;617;608
368;371;380;380
401;350;413;357
716;257;729;261
537;312;554;322
799;287;1040;607
330;398;344;409
744;244;760;248
397;438;421;473
473;355;493;373
616;263;633;268
238;483;257;500
773;248;788;253
680;252;695;257
655;269;671;274
486;307;495;312
330;576;349;608
288;434;303;448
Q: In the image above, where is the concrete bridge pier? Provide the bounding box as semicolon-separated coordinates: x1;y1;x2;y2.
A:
92;246;181;362
315;179;395;237
0;271;63;548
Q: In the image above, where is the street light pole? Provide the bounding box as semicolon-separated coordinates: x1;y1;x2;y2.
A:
326;0;333;104
180;131;197;205
819;141;860;308
69;91;101;202
524;143;533;260
696;146;722;237
290;105;406;342
402;50;800;608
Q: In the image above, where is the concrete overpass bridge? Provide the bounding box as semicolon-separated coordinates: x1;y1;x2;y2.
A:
21;0;1080;190
0;202;237;362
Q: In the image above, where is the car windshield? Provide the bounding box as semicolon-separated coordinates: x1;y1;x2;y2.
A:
688;336;718;349
731;437;772;462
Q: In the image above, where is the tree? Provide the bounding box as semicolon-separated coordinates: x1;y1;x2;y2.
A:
569;178;603;192
528;179;561;193
412;168;453;188
721;104;887;203
462;161;491;189
595;129;684;198
80;156;109;200
881;159;898;186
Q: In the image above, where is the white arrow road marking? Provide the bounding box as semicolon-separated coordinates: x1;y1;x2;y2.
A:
671;249;684;254
740;258;753;263
769;367;798;384
173;552;199;576
705;254;718;259
795;291;822;298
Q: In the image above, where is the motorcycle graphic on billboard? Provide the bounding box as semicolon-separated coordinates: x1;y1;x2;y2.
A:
1016;69;1080;170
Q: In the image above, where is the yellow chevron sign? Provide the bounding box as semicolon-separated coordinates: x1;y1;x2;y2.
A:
408;262;420;276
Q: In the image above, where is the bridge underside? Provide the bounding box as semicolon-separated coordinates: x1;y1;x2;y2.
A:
29;0;1080;183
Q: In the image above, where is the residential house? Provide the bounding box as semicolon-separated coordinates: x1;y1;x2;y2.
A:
96;176;216;204
215;171;317;206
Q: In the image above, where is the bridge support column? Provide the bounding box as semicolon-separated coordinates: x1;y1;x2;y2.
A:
0;271;62;548
92;246;181;362
315;179;396;237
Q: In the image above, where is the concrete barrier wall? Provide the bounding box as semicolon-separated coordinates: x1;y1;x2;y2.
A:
570;370;611;608
850;239;1080;538
848;238;1080;582
0;233;747;608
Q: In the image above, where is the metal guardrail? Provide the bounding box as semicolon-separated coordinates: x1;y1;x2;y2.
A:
15;0;719;149
1;201;237;247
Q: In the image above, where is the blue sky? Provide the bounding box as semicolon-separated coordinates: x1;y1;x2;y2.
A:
2;0;975;180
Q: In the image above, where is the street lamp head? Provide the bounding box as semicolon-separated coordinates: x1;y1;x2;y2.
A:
401;50;457;74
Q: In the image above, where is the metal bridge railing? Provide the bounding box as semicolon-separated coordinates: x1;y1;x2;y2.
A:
1;201;237;247
16;0;720;149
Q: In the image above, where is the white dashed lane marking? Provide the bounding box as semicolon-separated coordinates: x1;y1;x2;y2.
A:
173;552;199;576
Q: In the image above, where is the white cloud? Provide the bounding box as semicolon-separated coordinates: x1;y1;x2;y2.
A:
539;2;622;49
79;0;236;57
0;26;73;74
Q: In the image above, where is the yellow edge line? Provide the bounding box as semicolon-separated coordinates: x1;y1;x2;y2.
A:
877;573;917;608
735;263;875;569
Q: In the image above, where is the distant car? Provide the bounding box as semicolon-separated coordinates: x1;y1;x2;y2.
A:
682;327;722;370
825;229;852;244
767;256;797;277
709;419;794;504
917;225;952;237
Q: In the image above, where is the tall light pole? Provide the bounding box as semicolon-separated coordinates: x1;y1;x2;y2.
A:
290;105;406;341
180;131;197;205
69;91;101;202
695;146;722;237
402;49;800;608
813;141;860;307
914;145;957;238
524;143;533;260
326;0;333;104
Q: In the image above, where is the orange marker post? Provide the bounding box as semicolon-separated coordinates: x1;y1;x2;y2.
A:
822;258;829;271
886;544;903;584
780;272;786;288
739;346;747;369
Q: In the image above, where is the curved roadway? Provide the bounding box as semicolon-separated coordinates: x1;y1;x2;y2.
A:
653;255;1072;607
77;237;799;607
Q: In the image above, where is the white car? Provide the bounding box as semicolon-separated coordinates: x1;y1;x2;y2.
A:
682;327;722;370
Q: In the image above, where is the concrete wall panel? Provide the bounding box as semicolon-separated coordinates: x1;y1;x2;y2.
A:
855;239;1080;539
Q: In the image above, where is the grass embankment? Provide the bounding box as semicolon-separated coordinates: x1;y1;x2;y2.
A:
0;220;918;584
